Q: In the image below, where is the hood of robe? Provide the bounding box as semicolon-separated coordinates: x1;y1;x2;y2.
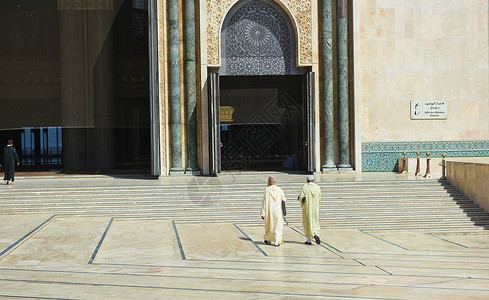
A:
305;183;321;198
267;185;281;201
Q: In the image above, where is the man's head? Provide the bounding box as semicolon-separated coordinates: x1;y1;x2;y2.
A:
307;175;314;183
268;176;277;186
7;139;13;146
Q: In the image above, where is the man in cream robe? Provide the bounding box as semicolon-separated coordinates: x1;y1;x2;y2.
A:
261;176;285;246
298;175;321;245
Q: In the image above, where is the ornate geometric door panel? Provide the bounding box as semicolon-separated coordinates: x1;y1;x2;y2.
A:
220;0;299;75
205;0;313;66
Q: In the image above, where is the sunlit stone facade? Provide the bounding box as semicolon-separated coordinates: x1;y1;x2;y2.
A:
0;0;487;175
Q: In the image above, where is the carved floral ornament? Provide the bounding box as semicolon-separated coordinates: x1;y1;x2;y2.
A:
223;0;293;75
206;0;312;66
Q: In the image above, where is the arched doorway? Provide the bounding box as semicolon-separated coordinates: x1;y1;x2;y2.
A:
208;0;316;174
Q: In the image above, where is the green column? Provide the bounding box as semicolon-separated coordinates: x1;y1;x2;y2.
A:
321;0;336;171
169;0;183;174
337;0;352;169
184;0;199;173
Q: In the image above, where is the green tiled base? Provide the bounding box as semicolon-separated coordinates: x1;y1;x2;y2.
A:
362;141;489;172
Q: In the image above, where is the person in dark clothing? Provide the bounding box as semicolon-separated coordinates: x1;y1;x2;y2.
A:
2;139;20;185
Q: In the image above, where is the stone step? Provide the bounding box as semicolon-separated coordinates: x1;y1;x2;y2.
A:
0;196;468;202
0;212;483;227
0;183;458;193
0;204;474;211
0;208;483;222
0;194;471;201
0;205;482;216
0;187;463;193
0;204;482;214
1;178;487;232
0;198;472;205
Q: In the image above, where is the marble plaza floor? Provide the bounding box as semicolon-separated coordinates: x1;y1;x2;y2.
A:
1;172;489;299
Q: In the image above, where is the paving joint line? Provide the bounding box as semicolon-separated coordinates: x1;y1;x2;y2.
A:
287;225;344;257
375;265;393;275
172;220;186;260
0;277;280;296
353;259;366;266
233;224;268;257
2;265;489;289
359;230;409;251
413;277;469;287
0;215;57;259
427;233;469;248
321;284;376;298
0;294;74;300
0;266;375;287
0;266;390;287
88;217;114;264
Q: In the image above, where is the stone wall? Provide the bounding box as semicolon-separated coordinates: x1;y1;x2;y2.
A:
355;0;489;171
447;160;489;213
162;0;489;174
356;0;489;143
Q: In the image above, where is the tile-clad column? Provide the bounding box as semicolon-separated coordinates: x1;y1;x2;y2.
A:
337;0;352;169
184;0;199;173
321;0;336;171
169;0;183;173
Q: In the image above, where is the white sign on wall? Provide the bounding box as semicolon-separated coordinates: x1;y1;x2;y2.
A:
410;100;448;120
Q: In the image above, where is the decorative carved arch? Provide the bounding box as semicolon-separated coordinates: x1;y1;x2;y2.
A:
219;0;299;75
205;0;312;66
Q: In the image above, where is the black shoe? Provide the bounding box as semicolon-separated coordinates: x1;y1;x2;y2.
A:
305;241;312;245
314;235;321;245
264;240;271;245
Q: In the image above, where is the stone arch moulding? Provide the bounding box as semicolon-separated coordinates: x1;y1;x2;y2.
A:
205;0;312;67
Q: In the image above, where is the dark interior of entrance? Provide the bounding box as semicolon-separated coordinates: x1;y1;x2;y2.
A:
113;0;151;171
220;75;305;171
0;0;151;173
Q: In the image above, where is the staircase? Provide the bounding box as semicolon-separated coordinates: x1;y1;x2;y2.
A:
1;178;488;232
309;180;489;232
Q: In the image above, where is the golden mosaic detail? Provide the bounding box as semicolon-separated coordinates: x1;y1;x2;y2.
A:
205;0;312;66
57;0;113;10
220;106;235;122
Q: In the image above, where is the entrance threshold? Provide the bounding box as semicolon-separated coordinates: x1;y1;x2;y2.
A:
219;170;310;176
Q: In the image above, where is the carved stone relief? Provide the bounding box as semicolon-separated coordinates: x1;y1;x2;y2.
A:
222;0;291;75
205;0;312;66
157;0;168;175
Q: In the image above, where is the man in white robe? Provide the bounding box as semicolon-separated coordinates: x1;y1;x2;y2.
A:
298;175;321;245
261;176;286;247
